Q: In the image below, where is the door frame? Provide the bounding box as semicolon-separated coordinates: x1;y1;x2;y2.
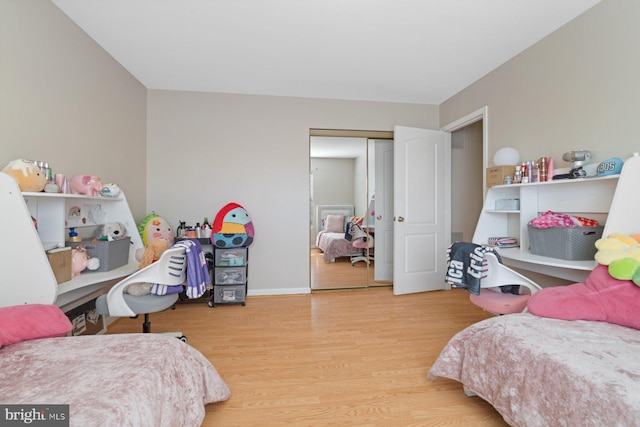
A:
309;129;394;291
441;106;489;192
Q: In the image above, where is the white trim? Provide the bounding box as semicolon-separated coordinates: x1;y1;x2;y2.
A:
441;106;489;192
248;287;311;296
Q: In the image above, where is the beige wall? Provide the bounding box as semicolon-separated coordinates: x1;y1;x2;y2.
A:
147;90;438;293
440;0;640;168
7;0;634;295
0;0;147;221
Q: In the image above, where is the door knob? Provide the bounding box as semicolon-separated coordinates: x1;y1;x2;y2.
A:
397;216;404;222
376;215;382;220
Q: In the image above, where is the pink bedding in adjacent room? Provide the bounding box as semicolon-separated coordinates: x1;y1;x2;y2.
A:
428;313;640;427
0;333;230;427
315;231;361;262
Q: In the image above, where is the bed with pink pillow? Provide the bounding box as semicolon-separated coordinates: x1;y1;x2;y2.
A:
0;304;230;427
314;205;361;262
429;265;640;427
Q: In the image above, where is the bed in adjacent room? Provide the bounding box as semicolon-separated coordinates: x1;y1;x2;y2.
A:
314;205;361;262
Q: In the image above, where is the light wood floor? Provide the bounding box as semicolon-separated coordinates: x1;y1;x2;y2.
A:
311;248;383;290
106;287;509;426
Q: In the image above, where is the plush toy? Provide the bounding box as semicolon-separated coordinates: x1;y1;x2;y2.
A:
211;202;254;248
137;212;174;246
527;232;640;330
70;246;100;277
100;183;121;198
129;212;174;296
594;233;640;284
2;159;47;192
93;222;127;241
139;239;171;269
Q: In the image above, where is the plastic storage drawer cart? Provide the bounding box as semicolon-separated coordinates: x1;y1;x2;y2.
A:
210;246;248;307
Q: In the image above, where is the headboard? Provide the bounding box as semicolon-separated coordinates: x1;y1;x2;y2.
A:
315;205;354;236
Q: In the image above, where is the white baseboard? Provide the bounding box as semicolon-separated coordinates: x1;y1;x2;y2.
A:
247;287;311;296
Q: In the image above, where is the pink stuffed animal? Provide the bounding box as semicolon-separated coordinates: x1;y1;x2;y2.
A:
71;246;100;277
70;175;103;196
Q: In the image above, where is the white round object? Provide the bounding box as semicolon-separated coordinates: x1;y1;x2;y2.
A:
493;147;520;166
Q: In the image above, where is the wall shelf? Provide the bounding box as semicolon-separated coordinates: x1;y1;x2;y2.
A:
0;172;143;310
473;155;639;283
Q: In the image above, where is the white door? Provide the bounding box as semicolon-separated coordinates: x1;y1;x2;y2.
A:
393;126;451;295
374;140;394;281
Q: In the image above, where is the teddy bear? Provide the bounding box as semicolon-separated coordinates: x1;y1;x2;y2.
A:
2;159;47;192
594;233;640;285
125;239;172;296
93;222;127;241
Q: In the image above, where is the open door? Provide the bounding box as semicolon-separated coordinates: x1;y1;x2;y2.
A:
393;126;451;295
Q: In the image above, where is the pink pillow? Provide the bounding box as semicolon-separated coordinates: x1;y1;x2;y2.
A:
527;265;640;329
0;304;72;347
324;215;345;233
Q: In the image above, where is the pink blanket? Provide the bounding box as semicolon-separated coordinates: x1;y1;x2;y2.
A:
315;231;361;262
0;334;230;426
429;313;640;427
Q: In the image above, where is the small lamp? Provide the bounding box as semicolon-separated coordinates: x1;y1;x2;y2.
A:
493;147;520;166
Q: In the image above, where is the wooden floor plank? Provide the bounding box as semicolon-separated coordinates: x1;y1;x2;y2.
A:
106;287;509;426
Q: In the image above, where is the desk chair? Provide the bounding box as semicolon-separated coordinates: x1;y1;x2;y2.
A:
96;246;187;340
351;235;374;266
470;252;542;315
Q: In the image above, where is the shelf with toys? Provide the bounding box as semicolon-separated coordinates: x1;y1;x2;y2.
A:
0;161;143;312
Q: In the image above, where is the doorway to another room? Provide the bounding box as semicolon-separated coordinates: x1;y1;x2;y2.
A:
309;130;393;291
309;113;486;293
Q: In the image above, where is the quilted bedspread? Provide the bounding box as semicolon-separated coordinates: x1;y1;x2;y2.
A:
0;333;230;427
428;313;640;427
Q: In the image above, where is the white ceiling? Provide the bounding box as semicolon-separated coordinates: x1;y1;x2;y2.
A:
51;0;600;105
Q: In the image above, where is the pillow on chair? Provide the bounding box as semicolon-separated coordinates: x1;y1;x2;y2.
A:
0;304;72;347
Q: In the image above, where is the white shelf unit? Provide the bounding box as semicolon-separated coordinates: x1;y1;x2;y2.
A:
0;172;143;310
473;153;640;283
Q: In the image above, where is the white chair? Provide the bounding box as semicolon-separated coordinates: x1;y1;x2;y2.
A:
96;246;187;340
469;252;542;315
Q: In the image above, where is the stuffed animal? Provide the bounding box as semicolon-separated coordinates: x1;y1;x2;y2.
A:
212;202;254;248
594;233;640;285
70;246;100;277
139;239;171;269
126;239;172;296
93;222;127;241
100;183;121;198
2;159;47;192
137;211;174;246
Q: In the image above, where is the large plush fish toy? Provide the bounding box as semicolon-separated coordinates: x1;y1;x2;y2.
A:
212;202;254;248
